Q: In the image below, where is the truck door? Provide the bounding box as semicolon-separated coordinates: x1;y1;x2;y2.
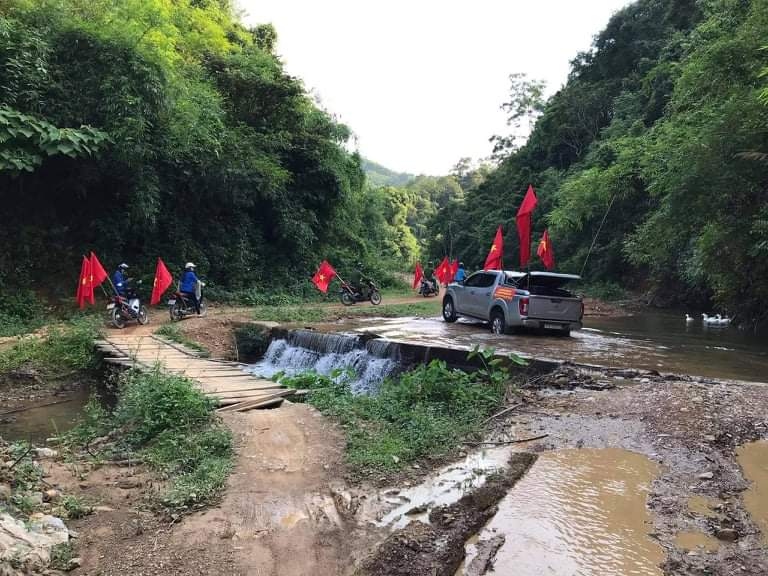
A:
462;272;497;318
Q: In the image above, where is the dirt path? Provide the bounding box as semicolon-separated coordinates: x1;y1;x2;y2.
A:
65;403;355;576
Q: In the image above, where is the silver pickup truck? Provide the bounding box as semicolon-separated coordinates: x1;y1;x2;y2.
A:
442;270;583;335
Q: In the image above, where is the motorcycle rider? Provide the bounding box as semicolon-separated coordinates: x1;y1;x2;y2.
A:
180;262;202;315
454;262;467;283
113;263;129;297
350;261;370;300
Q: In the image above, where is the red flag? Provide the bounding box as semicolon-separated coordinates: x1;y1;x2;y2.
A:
88;252;108;304
435;257;452;284
537;229;555;270
75;256;90;309
312;260;337;293
483;226;504;270
450;259;459;280
412;262;424;289
516;184;538;266
151;258;173;305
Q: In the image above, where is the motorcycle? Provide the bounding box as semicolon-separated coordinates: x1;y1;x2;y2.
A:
107;282;148;329
418;277;439;297
168;285;207;321
339;278;382;306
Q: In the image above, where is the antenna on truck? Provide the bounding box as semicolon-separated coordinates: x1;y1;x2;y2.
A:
579;193;617;278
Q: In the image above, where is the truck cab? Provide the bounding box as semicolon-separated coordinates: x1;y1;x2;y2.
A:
442;270;583;336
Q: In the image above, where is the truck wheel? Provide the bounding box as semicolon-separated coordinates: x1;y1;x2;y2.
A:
490;310;507;335
442;297;457;323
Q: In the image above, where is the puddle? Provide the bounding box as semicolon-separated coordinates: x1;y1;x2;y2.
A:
368;446;514;530
737;440;768;544
688;495;723;519
462;448;663;576
0;388;90;443
675;531;719;552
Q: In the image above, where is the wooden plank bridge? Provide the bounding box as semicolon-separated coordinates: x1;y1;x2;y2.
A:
94;334;293;411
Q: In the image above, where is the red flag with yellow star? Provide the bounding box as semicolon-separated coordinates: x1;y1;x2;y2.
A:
537;229;555;270
312;260;337;293
88;252;108;304
412;262;424;289
76;256;90;308
435;256;452;284
483;226;504;270
150;258;173;305
516;184;538;266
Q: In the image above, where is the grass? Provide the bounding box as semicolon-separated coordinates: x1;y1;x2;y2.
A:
0;317;100;375
61;494;92;519
50;543;74;571
66;368;233;513
154;324;210;357
279;350;520;477
251;299;441;323
581;281;628;301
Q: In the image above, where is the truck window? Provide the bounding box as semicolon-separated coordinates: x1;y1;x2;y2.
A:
475;273;497;288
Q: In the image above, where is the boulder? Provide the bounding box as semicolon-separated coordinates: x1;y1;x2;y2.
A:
0;512;69;574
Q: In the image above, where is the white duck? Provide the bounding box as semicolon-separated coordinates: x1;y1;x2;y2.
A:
701;313;722;326
716;314;731;326
685;314;694;324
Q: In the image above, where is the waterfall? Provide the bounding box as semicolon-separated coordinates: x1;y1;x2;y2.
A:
248;330;401;394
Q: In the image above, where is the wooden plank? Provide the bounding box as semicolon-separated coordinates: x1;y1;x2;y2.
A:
234;397;285;412
208;388;283;400
215;394;276;406
217;389;295;413
202;385;284;395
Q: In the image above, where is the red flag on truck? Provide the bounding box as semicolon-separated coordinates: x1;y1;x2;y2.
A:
76;256;90;308
483;226;504;270
516;185;538;266
150;258;173;305
537;229;555;270
312;260;337;293
412;262;424;289
450;259;459;280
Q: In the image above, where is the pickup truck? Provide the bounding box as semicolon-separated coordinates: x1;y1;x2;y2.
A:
442;270;583;335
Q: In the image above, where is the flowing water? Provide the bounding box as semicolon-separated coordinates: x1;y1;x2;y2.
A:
460;448;663;576
349;309;768;383
247;330;401;394
737;440;768;545
674;531;720;552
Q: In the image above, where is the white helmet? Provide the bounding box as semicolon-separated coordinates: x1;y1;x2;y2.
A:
185;262;196;270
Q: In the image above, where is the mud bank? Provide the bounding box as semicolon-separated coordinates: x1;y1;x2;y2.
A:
357;453;536;576
503;373;768;575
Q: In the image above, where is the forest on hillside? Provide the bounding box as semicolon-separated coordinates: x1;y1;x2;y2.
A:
0;0;425;308
419;0;768;327
1;0;767;327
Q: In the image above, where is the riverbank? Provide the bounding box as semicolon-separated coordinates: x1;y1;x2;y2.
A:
3;302;768;575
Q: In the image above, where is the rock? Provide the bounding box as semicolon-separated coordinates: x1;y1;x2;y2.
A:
698;472;715;480
0;512;66;572
43;489;61;503
35;448;58;459
391;455;400;464
0;483;11;501
28;492;44;506
93;506;115;513
715;528;739;542
67;557;82;570
116;479;142;490
704;435;716;442
405;503;431;515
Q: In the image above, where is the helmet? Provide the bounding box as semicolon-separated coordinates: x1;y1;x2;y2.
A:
185;262;196;270
459;262;465;267
118;263;129;270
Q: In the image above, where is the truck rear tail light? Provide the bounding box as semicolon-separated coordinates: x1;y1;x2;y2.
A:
580;302;585;320
519;297;529;316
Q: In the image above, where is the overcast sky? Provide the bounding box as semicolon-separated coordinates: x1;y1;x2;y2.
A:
238;0;632;175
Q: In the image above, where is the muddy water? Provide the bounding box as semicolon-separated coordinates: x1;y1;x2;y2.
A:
348;310;768;383
462;448;663;576
0;388;90;443
687;495;723;518
674;531;720;552
737;441;768;544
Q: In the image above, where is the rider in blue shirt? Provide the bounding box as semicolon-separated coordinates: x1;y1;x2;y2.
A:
113;263;129;296
180;262;201;315
454;262;467;283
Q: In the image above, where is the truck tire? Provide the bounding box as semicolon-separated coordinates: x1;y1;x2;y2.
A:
490;309;508;335
442;297;457;323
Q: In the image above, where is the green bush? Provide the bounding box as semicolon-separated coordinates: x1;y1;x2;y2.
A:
233;324;271;361
279;355;516;475
114;369;215;445
0;317;99;374
0;290;47;337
